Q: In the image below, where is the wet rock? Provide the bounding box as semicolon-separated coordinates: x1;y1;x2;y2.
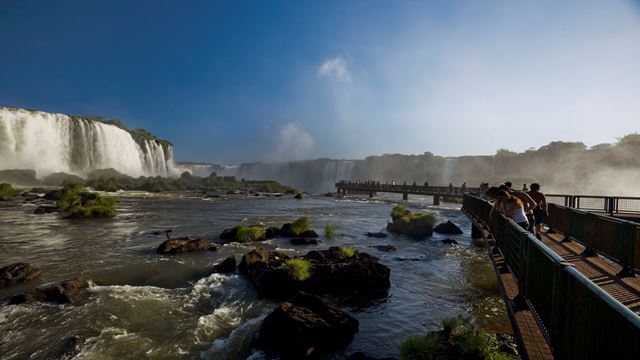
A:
265;226;280;239
280;223;295;237
347;352;397;360
33;206;59;214
10;277;90;305
1;262;41;286
433;220;463;235
156;237;216;254
387;222;433;237
300;230;319;238
256;292;359;359
213;256;237;273
441;239;458;245
294;192;304;199
219;227;238;240
290;238;320;245
41;335;84;360
372;245;396;252
366;232;388;238
240;247;390;299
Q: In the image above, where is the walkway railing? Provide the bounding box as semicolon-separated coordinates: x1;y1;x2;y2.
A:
335;181;480;196
463;194;640;359
546;204;640;275
547;194;640;216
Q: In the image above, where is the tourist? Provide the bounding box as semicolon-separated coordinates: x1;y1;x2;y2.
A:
424;181;429;187
492;190;530;230
527;183;548;235
499;184;536;232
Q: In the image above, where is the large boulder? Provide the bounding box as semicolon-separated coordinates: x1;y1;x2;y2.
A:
434;220;463;235
239;247;390;299
213;256;236;273
156;237;216;254
256;292;359;359
10;277;90;305
366;232;388;238
300;230;319;238
1;262;41;286
386;221;433;237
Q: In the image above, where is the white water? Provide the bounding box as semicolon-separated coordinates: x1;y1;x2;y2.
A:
0;107;176;177
442;158;456;185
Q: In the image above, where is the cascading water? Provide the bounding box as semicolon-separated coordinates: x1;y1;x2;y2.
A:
442;158;456;185
320;160;356;192
0;107;176;177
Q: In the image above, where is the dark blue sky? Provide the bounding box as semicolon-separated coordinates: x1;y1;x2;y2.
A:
2;1;640;163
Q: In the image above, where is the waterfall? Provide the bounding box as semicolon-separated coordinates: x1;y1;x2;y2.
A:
320;160;356;192
441;158;456;185
0;107;176;178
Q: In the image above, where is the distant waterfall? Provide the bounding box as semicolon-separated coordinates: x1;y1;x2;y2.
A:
441;158;456;185
320;160;356;192
0;107;176;177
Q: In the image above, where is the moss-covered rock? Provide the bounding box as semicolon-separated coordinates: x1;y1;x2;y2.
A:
49;184;117;218
0;183;21;201
219;225;268;242
387;204;435;237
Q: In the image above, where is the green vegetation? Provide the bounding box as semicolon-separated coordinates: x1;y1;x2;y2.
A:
0;183;21;201
290;217;310;236
282;258;312;281
50;184;117;218
391;204;436;228
400;317;518;360
339;246;357;258
42;172;84;186
234;225;267;242
86;171;296;194
294;192;304;199
324;224;338;239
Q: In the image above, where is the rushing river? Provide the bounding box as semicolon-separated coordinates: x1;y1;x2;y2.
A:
0;192;509;359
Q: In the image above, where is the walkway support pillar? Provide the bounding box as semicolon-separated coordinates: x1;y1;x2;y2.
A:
402;192;408;201
433;195;440;206
369;191;375;198
471;224;483;239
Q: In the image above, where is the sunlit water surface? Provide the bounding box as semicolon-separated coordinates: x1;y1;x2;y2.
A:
0;192;509;359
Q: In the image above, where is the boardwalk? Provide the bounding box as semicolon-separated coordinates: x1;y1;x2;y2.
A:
335;181;481;204
463;194;640;360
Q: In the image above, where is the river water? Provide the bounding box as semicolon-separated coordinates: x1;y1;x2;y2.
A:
0;192;509;359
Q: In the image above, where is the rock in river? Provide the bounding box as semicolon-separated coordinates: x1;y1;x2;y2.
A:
256;292;359;359
213;256;237;273
239;247;390;299
433;220;463;235
290;238;320;245
156;237;216;254
1;262;41;286
10;277;90;305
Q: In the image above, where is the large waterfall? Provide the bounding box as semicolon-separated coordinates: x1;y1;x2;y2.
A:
0;107;176;177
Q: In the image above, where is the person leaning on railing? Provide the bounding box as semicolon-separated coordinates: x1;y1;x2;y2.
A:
490;190;530;230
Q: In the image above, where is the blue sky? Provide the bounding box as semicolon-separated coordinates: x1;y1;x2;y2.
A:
1;0;640;163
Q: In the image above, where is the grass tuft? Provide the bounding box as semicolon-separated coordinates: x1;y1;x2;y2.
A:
324;224;338;239
339;246;357;258
282;258;312;281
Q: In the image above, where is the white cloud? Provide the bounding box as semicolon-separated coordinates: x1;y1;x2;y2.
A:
270;123;315;161
317;56;352;82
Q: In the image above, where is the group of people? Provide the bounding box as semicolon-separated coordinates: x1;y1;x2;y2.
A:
484;181;548;235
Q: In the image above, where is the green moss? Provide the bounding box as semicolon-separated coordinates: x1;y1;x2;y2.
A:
391;204;410;222
294;192;304;199
290;217;310;236
0;183;20;201
282;258;312;281
54;184;117;218
339;246;357;258
399;317;519;360
234;225;267;242
324;224;338;239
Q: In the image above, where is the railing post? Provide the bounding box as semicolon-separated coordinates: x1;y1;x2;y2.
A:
617;222;637;277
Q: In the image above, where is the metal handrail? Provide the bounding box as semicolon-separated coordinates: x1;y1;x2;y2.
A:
463;194;640;359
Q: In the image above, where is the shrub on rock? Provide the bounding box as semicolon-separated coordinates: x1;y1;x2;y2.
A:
387;204;435;237
283;258;312;281
50;184;117;218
